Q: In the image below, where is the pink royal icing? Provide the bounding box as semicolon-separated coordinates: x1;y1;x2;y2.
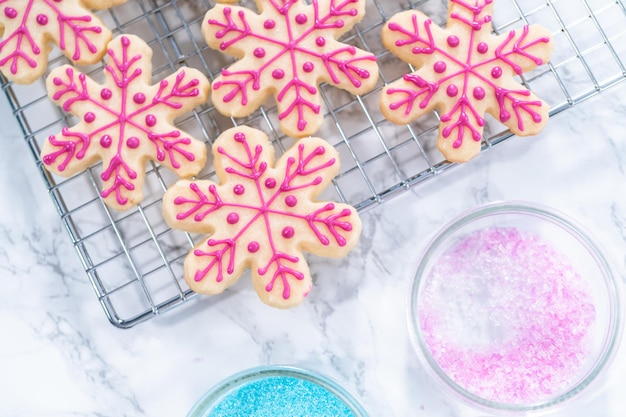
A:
166;128;359;304
382;0;552;159
203;0;378;136
0;0;114;83
41;34;209;210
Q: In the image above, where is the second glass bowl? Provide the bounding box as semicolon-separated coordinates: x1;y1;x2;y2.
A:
186;365;368;417
408;201;622;415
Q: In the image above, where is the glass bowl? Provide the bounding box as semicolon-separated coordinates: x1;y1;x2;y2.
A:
408;201;623;415
186;365;369;417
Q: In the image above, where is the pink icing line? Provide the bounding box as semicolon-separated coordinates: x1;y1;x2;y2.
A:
386;1;550;148
450;0;493;31
0;0;38;72
173;132;353;300
42;36;202;207
208;0;376;132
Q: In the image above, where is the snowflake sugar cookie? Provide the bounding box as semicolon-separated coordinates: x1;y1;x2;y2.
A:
0;0;126;85
41;34;210;211
380;0;553;162
162;126;362;309
202;0;379;138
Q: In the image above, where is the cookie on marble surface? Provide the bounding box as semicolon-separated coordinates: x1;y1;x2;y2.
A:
162;126;362;309
202;0;379;138
0;0;127;85
41;34;210;211
380;0;553;163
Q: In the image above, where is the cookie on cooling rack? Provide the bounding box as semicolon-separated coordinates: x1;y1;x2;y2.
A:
162;126;362;309
202;0;379;138
0;0;127;85
379;0;554;163
41;34;210;211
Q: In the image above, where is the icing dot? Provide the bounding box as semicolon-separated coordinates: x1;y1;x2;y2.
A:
227;212;240;225
285;195;297;207
491;66;503;79
272;69;285;80
234;184;245;195
84;112;96;123
234;132;246;142
264;19;276;29
254;48;266;58
446;84;459;97
145;114;157;127
447;35;460;48
295;14;308;24
248;241;260;253
4;7;17;19
36;14;48;25
473;86;486;100
477;42;489;54
100;135;112;148
433;61;447;73
282;226;295;239
303;62;314;73
100;88;112;100
127;137;140;149
316;37;326;47
133;93;146;104
265;178;277;189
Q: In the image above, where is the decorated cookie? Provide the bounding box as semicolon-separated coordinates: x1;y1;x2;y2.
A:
380;0;553;162
41;34;210;211
202;0;379;138
0;0;127;85
162;126;362;309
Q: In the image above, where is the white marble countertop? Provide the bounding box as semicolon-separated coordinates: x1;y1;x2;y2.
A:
2;76;626;416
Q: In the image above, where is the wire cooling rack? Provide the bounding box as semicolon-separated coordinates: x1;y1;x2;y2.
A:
2;0;626;327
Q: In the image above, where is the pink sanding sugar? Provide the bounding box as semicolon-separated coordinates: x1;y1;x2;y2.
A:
418;227;596;404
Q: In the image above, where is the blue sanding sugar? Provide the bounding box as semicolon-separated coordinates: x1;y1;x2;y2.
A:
207;376;356;417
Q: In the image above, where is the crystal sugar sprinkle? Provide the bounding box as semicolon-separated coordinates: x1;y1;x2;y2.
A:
206;375;355;417
418;226;596;404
